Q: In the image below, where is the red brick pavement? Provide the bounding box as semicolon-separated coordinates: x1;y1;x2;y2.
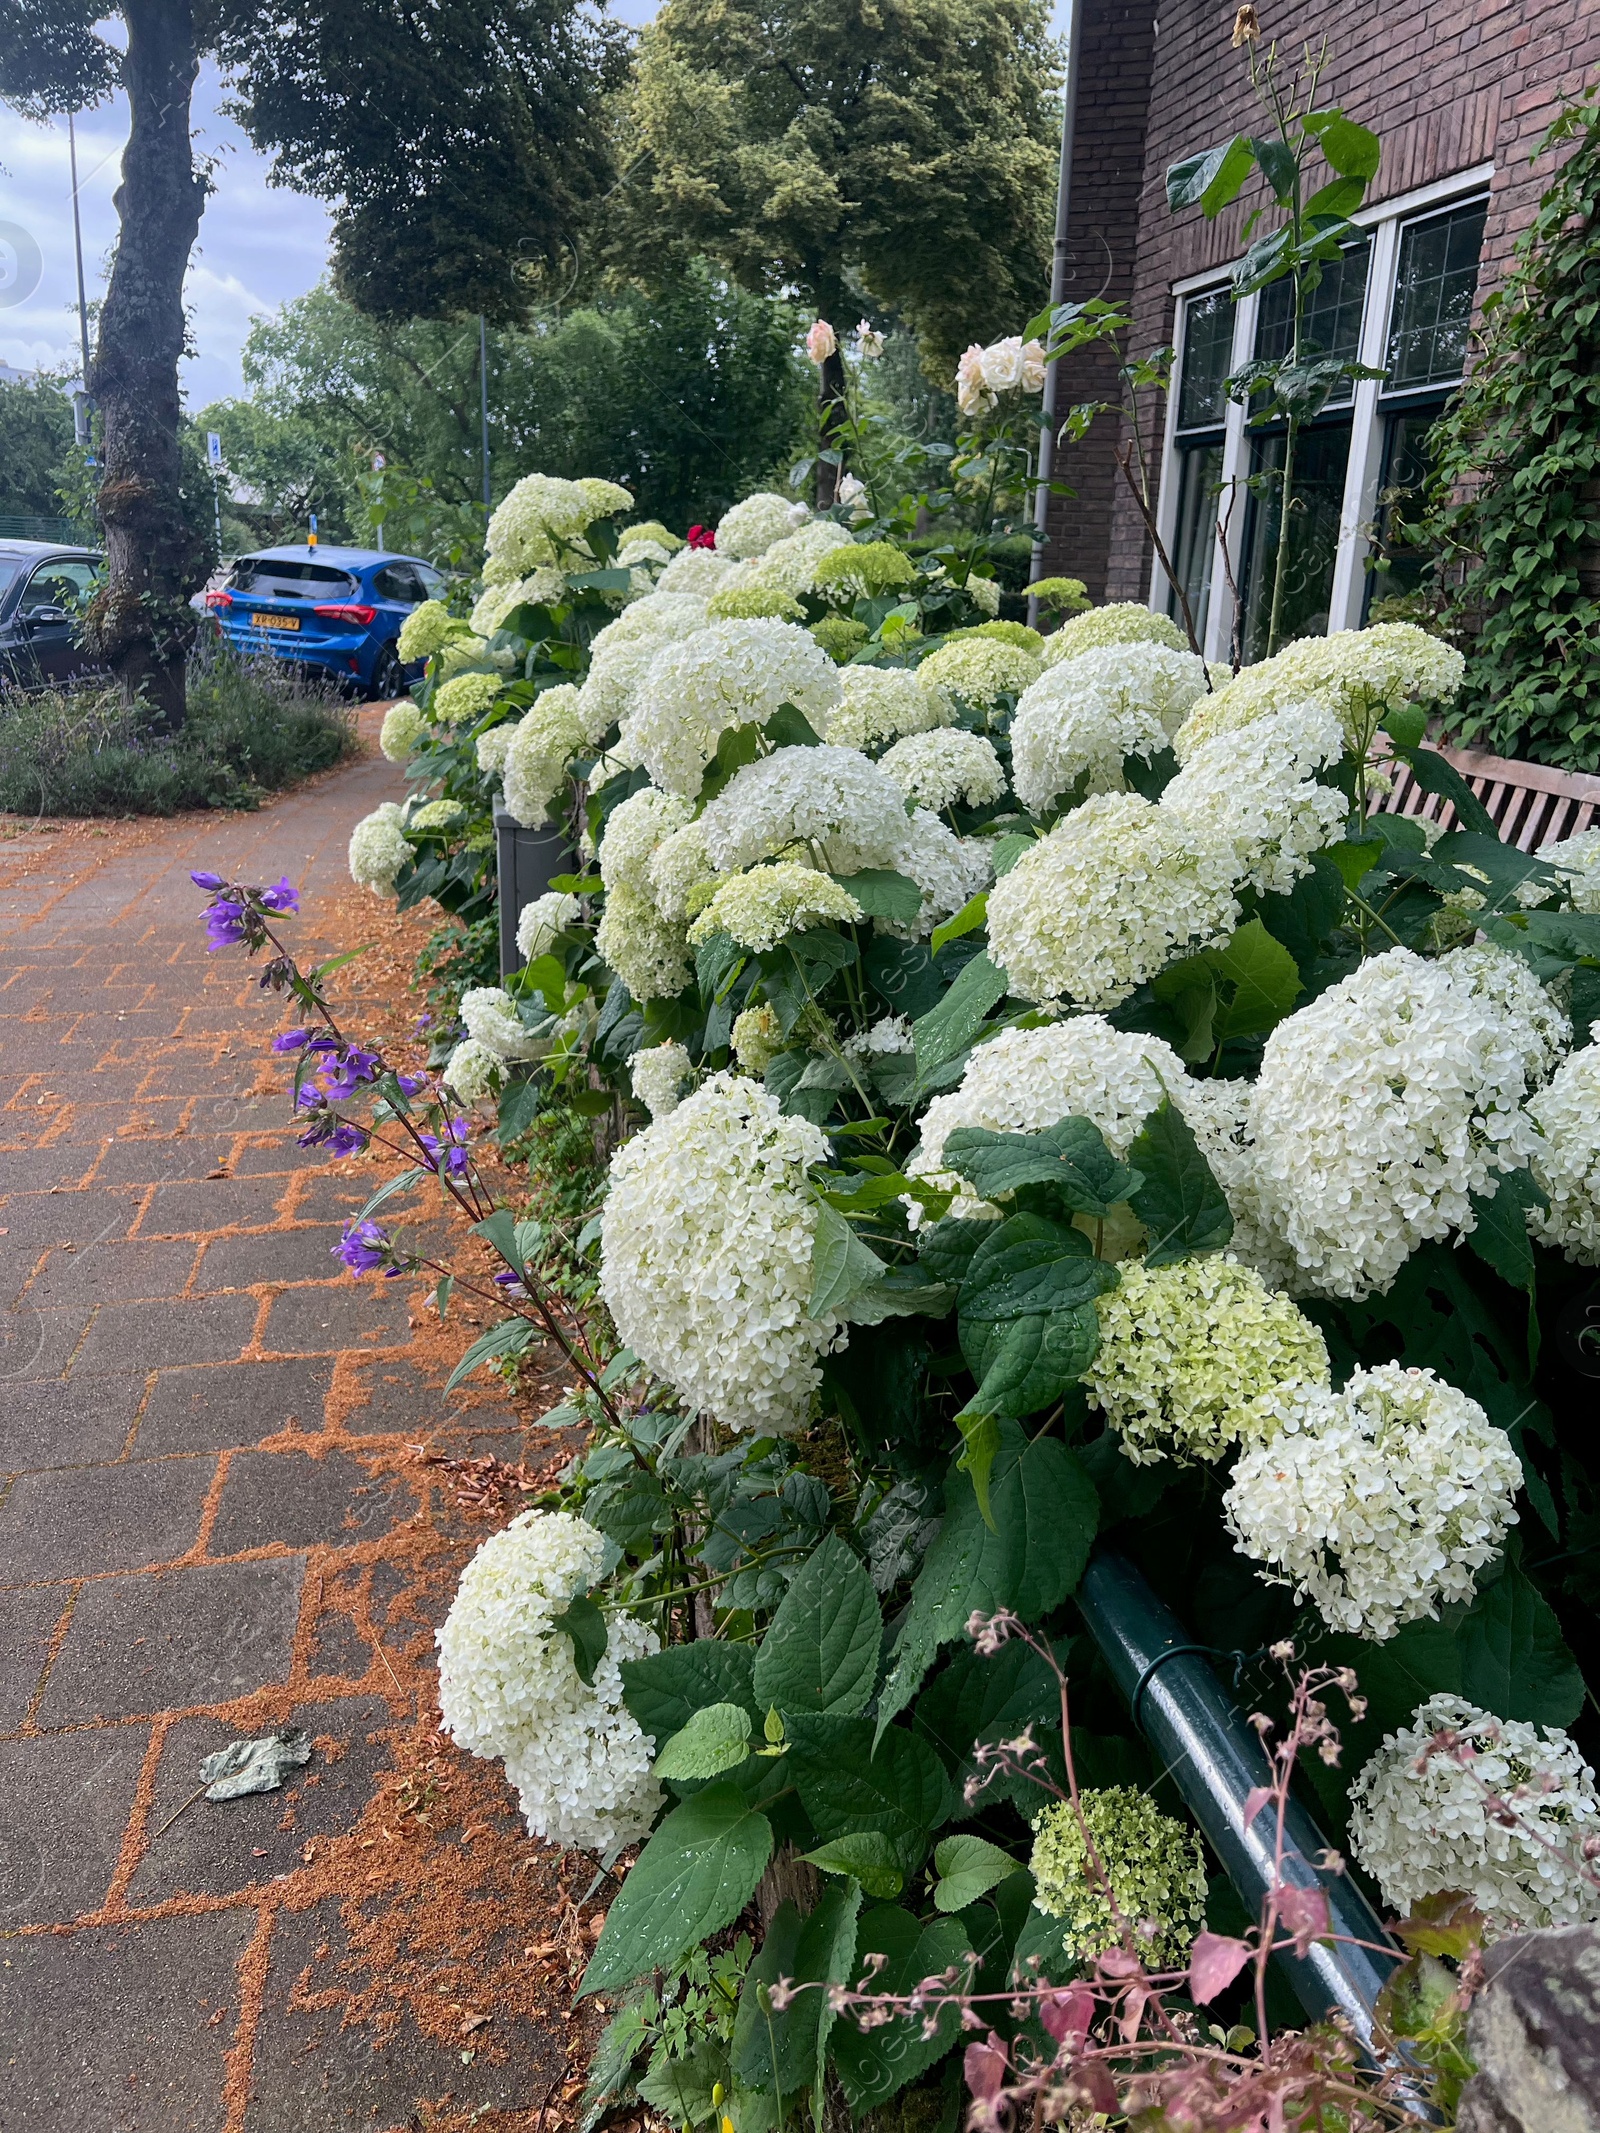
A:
0;733;595;2130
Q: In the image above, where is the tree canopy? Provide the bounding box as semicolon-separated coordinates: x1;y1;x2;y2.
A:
603;0;1061;374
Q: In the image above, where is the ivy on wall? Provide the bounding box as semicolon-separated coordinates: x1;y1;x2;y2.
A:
1425;92;1600;771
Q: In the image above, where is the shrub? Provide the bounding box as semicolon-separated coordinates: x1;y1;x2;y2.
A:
0;642;354;817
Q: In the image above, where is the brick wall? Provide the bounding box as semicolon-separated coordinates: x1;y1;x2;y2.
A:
1039;0;1158;601
1043;0;1600;600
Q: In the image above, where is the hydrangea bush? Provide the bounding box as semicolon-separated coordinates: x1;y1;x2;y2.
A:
205;449;1600;2130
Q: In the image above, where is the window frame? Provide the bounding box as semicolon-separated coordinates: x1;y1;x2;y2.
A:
1150;164;1494;662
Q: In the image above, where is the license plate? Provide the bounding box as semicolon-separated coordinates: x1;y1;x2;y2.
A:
253;612;300;632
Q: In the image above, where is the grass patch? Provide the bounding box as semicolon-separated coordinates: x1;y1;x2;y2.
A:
0;644;357;816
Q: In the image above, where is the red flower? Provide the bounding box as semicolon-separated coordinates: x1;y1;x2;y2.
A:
686;524;717;549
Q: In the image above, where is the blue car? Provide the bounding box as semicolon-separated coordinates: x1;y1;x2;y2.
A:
205;546;447;699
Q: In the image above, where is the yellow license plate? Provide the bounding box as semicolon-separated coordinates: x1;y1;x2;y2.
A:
253;612;300;632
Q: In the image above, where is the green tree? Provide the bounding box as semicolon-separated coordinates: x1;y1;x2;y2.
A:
200;269;813;542
0;374;76;518
603;0;1060;448
0;0;625;727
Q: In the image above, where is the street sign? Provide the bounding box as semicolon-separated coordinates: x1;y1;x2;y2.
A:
206;431;223;468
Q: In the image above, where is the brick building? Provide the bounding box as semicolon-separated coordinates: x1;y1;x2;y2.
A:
1044;0;1600;662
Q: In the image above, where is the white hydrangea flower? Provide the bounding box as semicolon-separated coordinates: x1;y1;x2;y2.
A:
1251;947;1557;1299
379;700;425;762
1085;1256;1330;1466
1160;700;1348;896
622;620;843;796
1175;623;1465;760
516;890;580;962
731;1002;784;1075
844;1014;913;1058
461;985;541;1063
883;810;994;941
441;1038;499;1103
966;574;1002;619
1529;1039;1600;1262
1011;642;1210;811
1349;1695;1600;1935
716;492;806;561
1442;940;1569;1086
648;822;718;923
917;637;1041;710
1542;828;1600;914
486;473;593;573
1039;603;1188;670
476;720;518;779
578;478;634;521
503;686;586;826
1173;1077;1299;1294
657;545;738;595
688;863;863;953
471;570;565;637
747;520;855;597
596;885;692;1001
600;1073;840;1433
907;1018;1187;1219
700;744;911;876
1223;1362;1522;1640
437;1510;661;1854
878;728;1007;812
348;802;412;895
631;1040;693;1117
577;594;715;739
823;665;953;750
987;792;1240;1011
599;786;696;899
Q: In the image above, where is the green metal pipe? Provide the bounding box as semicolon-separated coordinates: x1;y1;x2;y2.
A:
1076;1549;1404;2055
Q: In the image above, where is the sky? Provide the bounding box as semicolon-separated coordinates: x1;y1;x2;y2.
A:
0;0;1059;409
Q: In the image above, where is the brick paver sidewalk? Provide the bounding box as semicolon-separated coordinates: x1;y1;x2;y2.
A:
0;739;579;2130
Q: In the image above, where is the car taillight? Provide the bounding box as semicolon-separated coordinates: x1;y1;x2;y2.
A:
205;590;232;609
313;602;376;626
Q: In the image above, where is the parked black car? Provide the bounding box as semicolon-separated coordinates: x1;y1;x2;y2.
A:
0;541;105;689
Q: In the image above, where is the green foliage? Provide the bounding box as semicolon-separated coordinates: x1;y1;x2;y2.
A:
200;269;812;544
606;0;1061;374
1424;92;1600;768
0;646;353;816
583;1783;776;1993
0;373;76;518
751;1532;882;1719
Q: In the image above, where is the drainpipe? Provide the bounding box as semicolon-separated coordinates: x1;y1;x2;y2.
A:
1076;1550;1406;2060
1027;0;1084;630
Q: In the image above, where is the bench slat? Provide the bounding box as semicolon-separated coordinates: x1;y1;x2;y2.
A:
1378;741;1600;849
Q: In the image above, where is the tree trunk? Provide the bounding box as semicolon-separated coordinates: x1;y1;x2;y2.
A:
86;0;208;731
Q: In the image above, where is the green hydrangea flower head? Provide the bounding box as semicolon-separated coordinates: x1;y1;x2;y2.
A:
811;615;871;663
949;620;1044;656
731;1002;784;1075
709;583;807;623
433;670;504;727
917;635;1041;708
397;599;465;663
1030;1788;1207;1968
1031;576;1091;616
1085;1255;1330;1465
1040;603;1188;671
812;541;921;604
619;520;684;555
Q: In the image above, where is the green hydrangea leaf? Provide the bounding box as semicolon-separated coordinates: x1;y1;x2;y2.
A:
581;1785;774;1994
654;1702;754;1781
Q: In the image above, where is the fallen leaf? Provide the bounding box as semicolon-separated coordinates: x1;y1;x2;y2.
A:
461;2012;491;2035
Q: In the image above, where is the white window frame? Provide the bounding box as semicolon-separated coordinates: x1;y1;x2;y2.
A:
1150;164;1495;662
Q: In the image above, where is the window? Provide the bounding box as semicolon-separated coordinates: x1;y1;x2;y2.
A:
373;563;427;603
230;557;357;597
1154;176;1490;662
19;558;99;615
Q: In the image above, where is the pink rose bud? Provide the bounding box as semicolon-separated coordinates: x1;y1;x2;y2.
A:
806;319;837;363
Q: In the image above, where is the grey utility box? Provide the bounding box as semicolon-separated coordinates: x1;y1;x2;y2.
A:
494;804;576;976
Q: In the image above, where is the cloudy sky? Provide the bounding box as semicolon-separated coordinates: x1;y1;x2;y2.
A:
0;0;1059;408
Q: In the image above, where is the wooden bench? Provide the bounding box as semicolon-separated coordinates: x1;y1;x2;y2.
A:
1378;741;1600;849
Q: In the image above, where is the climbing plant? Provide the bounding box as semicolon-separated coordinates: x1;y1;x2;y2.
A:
1424;91;1600;770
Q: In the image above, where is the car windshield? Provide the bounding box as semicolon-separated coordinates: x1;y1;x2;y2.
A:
230;558;358;600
